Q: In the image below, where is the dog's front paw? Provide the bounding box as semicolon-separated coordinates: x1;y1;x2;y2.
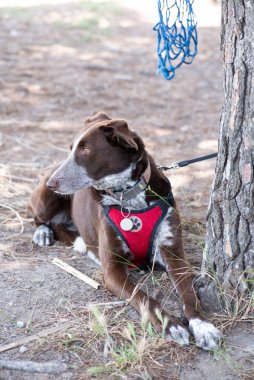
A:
73;236;87;253
189;318;223;351
166;324;190;346
33;225;54;246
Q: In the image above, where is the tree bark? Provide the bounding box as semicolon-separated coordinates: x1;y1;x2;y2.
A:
200;0;254;308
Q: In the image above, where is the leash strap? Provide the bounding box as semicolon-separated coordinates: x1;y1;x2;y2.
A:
159;153;217;171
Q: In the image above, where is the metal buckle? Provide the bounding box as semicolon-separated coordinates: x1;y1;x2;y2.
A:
168;162;180;170
157;162;180;171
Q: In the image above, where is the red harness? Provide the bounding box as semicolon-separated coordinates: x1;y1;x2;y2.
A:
103;193;174;267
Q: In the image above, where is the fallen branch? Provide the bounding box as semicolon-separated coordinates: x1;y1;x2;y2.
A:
53;258;100;290
0;359;67;373
0;321;72;354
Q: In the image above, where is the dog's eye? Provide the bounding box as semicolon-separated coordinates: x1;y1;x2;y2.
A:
83;147;90;154
77;141;90;154
80;145;90;154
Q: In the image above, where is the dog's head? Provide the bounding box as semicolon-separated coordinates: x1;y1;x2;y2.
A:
47;112;145;194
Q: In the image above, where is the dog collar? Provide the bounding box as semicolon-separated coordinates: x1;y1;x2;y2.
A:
106;161;151;202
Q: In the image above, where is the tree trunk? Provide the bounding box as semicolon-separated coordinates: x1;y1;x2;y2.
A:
200;0;254;309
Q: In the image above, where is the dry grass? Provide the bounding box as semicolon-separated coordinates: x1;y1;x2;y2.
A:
27;303;196;379
20;280;253;379
0;163;33;243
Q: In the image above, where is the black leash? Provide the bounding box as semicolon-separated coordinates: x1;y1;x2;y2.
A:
159;153;218;171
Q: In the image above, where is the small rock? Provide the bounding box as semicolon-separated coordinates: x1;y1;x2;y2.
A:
58;298;66;306
10;30;18;37
180;125;189;132
17;320;25;328
61;372;73;379
19;345;28;353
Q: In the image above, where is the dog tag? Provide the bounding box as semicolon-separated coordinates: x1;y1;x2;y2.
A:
120;217;133;231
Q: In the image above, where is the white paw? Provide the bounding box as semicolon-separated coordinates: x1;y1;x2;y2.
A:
33;225;54;246
167;325;190;346
87;250;101;266
73;236;87;253
189;318;223;351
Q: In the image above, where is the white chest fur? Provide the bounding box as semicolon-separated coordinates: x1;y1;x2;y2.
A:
151;208;174;267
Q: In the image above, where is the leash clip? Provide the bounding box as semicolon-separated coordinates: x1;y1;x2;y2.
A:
168;162;180;170
157;163;179;171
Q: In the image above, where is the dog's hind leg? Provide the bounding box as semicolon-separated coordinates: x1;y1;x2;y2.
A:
28;170;77;246
50;222;79;245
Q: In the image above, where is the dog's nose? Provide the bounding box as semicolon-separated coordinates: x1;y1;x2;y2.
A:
46;177;60;191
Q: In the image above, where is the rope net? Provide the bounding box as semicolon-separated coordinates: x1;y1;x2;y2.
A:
153;0;197;80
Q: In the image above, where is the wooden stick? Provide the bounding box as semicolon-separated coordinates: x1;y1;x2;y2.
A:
0;321;72;354
52;258;100;290
0;359;67;373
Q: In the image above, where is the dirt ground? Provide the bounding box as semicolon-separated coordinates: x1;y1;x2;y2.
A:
0;1;253;379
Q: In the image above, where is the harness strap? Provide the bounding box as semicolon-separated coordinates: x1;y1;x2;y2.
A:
103;192;174;267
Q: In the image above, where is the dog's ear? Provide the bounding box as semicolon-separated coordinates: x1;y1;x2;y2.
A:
85;111;111;125
99;119;138;150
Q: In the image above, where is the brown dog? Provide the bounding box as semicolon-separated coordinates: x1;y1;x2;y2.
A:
28;112;222;350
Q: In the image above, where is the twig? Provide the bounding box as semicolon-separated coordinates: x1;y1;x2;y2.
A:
0;204;24;234
0;359;67;373
0;174;34;182
83;63;115;72
88;301;126;308
26;291;41;329
0;321;72;353
46;142;68;153
52;258;100;290
5;135;44;153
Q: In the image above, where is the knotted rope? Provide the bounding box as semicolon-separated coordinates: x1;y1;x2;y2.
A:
153;0;198;80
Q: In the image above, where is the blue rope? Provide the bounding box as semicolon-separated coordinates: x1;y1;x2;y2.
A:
153;0;198;80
